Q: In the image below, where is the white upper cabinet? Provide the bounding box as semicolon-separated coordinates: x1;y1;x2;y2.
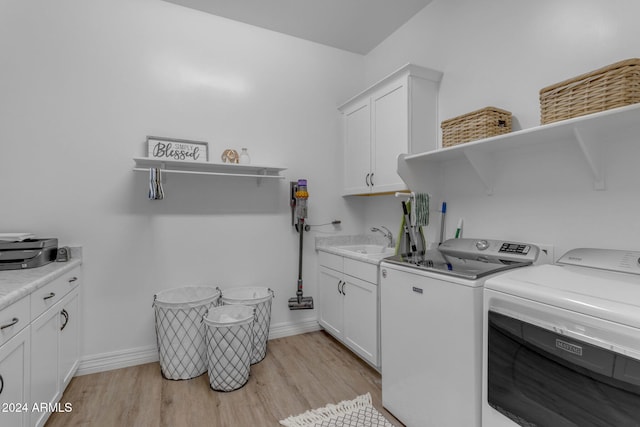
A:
342;98;372;195
371;78;409;194
339;64;442;196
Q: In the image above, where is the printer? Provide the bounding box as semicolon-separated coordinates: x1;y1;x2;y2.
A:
0;238;58;270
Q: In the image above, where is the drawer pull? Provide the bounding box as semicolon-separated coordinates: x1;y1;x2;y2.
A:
68;276;78;283
0;374;3;395
0;317;18;330
412;286;423;294
60;309;69;331
43;292;56;300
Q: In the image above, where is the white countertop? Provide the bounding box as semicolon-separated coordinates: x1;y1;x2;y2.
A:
0;247;82;311
315;235;395;265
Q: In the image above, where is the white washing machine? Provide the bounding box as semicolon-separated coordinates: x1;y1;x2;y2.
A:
380;238;539;427
482;248;640;426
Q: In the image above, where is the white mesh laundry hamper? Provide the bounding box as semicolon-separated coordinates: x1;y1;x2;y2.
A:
204;305;254;392
221;287;274;364
153;286;221;380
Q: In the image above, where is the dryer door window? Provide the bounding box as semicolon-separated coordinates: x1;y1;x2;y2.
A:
487;311;640;427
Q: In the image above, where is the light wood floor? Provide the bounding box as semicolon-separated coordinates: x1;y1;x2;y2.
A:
46;331;403;426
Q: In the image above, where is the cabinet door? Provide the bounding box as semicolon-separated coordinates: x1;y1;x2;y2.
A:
342;98;372;195
342;276;378;366
30;304;61;427
318;266;344;338
371;77;409;193
0;327;30;427
59;288;80;390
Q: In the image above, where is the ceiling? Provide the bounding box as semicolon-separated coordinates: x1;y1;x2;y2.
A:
162;0;433;54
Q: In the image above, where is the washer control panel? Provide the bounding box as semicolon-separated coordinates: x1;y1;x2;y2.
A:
440;238;539;263
499;242;532;255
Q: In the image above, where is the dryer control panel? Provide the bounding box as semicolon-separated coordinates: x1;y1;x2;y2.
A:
558;248;640;275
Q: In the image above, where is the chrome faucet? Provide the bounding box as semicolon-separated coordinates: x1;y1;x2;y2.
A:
371;226;393;247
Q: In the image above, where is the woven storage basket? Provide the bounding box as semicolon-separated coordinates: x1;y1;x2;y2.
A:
540;58;640;125
441;107;512;147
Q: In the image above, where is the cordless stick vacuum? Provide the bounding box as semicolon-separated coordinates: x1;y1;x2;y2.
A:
289;179;314;310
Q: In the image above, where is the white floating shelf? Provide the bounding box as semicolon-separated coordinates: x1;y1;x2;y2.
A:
399;103;640;194
133;157;286;185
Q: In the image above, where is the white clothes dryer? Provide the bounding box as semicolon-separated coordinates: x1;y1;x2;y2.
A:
482;248;640;427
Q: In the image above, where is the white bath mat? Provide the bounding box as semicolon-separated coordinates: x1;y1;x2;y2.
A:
279;393;393;427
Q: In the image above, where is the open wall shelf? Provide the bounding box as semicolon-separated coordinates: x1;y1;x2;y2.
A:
133;157;286;185
399;103;640;194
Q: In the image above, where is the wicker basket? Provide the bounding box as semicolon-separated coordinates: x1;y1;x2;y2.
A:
441;107;512;147
540;58;640;125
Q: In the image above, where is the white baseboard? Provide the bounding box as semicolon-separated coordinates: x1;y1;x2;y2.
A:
76;344;159;376
76;319;320;376
268;318;321;339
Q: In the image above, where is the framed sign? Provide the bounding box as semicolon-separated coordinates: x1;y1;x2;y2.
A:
147;136;209;163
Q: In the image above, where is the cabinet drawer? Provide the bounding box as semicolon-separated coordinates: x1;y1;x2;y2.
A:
344;258;378;284
31;268;81;321
319;251;343;272
0;296;29;346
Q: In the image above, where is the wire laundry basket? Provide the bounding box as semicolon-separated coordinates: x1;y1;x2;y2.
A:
221;287;274;364
153;286;221;380
204;305;255;391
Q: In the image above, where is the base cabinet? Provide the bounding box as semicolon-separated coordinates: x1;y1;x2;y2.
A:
318;267;344;338
0;327;31;427
318;252;379;367
30;308;60;427
0;262;81;427
342;276;377;364
59;290;80;390
30;271;81;427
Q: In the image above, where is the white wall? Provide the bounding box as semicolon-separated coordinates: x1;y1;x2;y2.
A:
0;0;365;368
3;0;639;373
360;0;640;256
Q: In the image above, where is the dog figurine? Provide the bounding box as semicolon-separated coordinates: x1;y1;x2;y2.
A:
221;149;239;163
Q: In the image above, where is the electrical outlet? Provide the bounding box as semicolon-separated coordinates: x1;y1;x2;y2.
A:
533;243;555;265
